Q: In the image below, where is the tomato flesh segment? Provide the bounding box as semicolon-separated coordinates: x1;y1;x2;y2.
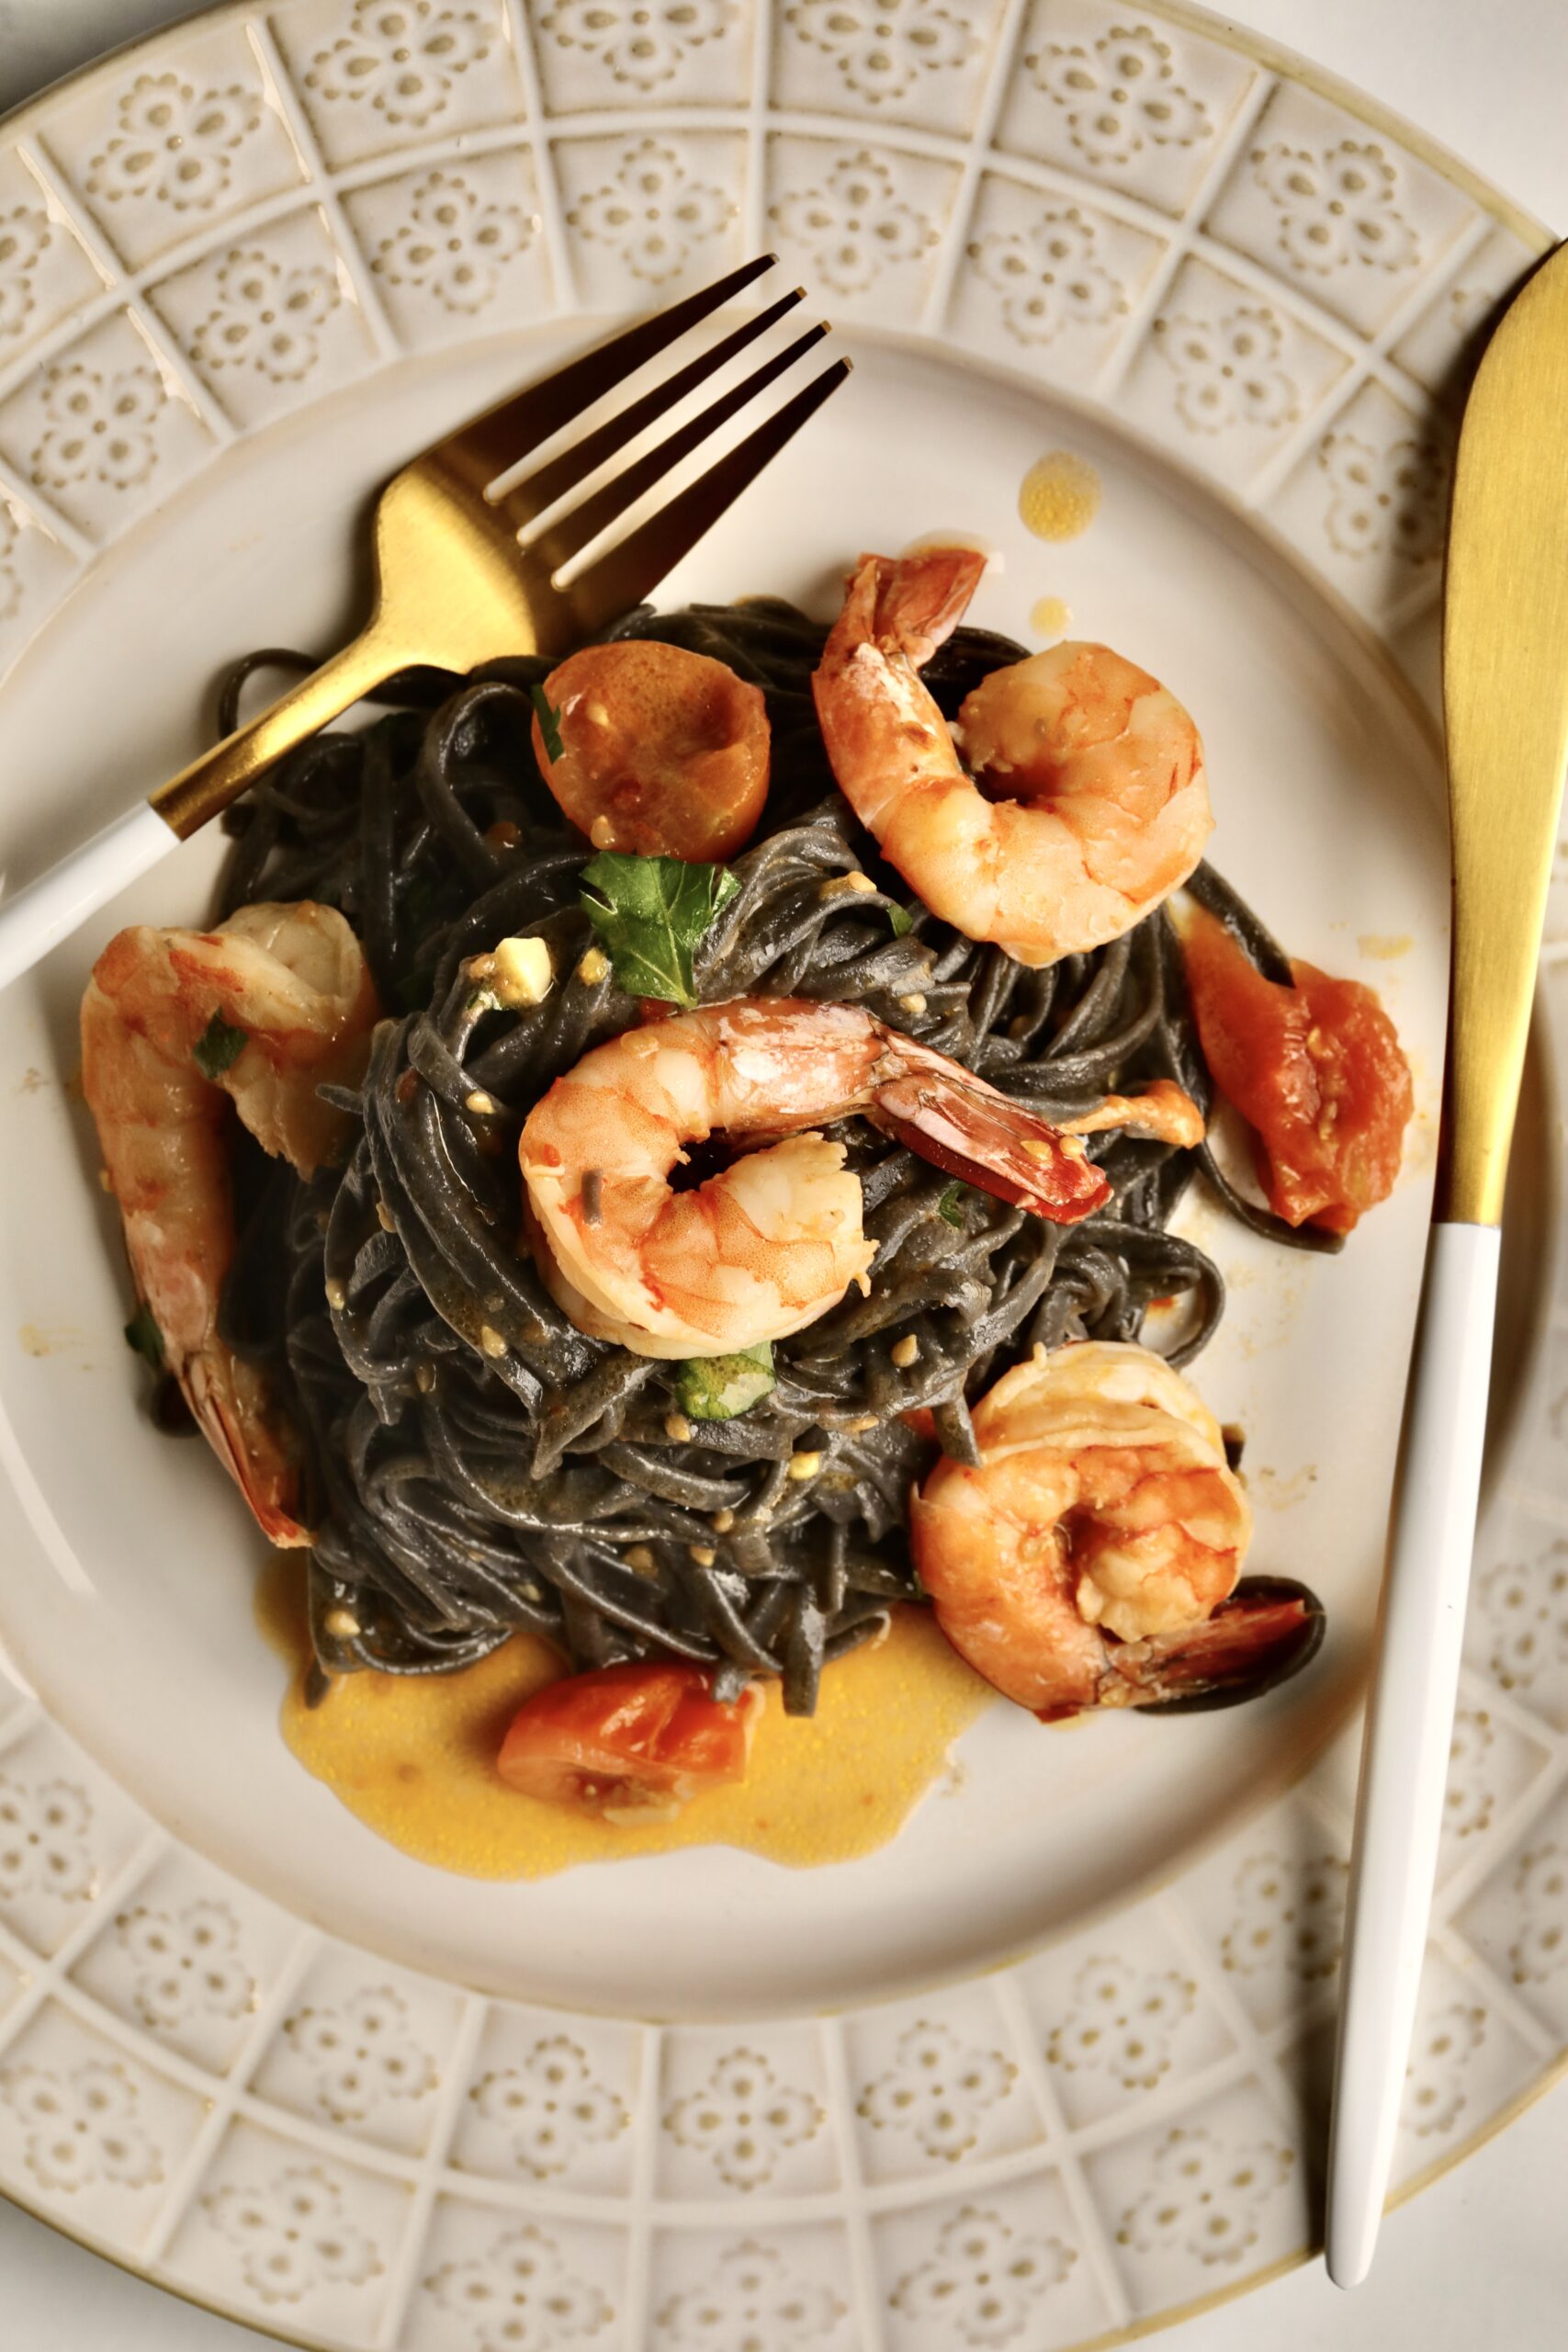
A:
532;640;770;863
1181;907;1414;1234
496;1661;762;1818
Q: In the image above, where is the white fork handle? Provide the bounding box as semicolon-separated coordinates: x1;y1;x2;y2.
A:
0;801;178;991
1325;1217;1501;2288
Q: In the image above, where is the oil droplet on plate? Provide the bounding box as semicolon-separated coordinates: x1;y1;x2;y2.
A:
1019;451;1100;542
1030;594;1071;639
1357;933;1414;961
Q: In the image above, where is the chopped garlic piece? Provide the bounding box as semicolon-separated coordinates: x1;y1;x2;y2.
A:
489;934;554;1010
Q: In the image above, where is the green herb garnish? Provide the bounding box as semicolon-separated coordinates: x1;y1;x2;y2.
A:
937;1182;971;1230
192;1012;247;1080
886;903;917;938
673;1342;775;1423
530;684;565;764
123;1303;164;1370
580;851;739;1009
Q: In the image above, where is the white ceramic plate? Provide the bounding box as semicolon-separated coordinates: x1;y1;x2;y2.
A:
0;5;1564;2346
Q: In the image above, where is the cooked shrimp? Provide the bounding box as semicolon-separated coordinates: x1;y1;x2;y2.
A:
913;1341;1314;1719
82;902;379;1544
813;549;1213;966
520;998;1111;1359
1059;1080;1205;1150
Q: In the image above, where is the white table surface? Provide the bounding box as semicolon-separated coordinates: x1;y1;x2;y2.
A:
3;0;1566;2344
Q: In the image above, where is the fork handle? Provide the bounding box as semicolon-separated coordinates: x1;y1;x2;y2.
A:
0;628;396;990
0;801;179;991
1325;1216;1501;2288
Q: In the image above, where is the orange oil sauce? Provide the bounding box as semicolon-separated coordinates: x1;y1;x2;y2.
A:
1029;594;1072;639
1019;451;1100;542
257;1558;993;1880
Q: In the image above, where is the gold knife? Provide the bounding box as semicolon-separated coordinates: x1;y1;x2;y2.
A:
1326;239;1568;2284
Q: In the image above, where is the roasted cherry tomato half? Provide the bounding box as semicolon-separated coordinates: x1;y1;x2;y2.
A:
496;1661;762;1817
532;640;770;863
1182;906;1414;1234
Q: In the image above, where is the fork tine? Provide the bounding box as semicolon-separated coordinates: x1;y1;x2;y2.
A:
498;286;807;524
567;359;852;634
439;254;779;487
534;324;831;574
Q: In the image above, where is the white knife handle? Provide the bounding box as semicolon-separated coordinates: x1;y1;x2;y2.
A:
1326;1217;1501;2288
0;801;178;991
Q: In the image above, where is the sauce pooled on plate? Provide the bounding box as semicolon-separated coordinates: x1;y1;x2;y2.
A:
258;1560;992;1880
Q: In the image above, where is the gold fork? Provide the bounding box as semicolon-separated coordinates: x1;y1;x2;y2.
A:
0;254;847;989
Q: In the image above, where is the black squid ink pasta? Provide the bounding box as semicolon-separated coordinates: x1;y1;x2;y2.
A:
213;599;1336;1714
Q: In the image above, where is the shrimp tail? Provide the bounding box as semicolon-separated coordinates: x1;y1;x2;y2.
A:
872;1070;1112;1225
1060;1080;1206;1151
184;1342;311;1547
1094;1575;1325;1716
847;546;987;664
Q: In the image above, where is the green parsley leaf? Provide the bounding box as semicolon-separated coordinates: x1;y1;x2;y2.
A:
192;1012;247;1080
673;1342;775;1423
937;1182;971;1230
886;903;916;938
580;852;740;1009
123;1303;164;1371
529;683;565;765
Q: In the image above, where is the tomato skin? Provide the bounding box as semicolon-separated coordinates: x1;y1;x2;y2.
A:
533;640;770;863
1181;908;1414;1234
496;1661;761;1816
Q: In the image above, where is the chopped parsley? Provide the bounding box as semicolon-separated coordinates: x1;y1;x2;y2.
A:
937;1182;972;1230
529;684;566;764
673;1342;775;1422
886;903;917;938
192;1012;247;1080
580;851;739;1009
123;1303;164;1371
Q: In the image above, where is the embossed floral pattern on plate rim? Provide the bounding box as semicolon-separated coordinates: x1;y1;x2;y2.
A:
0;8;1563;2352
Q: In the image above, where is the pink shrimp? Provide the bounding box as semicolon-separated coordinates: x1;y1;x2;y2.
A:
520;997;1121;1359
813;549;1213;966
913;1342;1318;1720
82;902;379;1544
